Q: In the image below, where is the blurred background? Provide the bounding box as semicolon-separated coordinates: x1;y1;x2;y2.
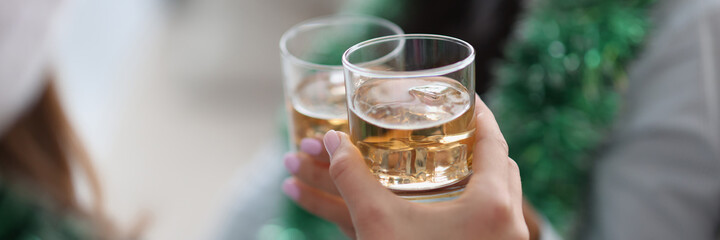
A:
54;0;341;238
21;0;718;239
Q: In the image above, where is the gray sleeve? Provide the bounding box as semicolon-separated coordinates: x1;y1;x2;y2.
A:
584;0;720;239
211;137;290;240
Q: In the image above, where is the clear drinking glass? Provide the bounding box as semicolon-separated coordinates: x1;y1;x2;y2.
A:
342;34;476;201
280;15;403;149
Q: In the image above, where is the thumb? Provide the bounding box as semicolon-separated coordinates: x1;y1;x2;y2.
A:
323;130;395;210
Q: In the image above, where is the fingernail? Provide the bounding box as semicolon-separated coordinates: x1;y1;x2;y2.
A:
283;153;300;174
300;138;323;156
282;178;300;200
323;130;341;157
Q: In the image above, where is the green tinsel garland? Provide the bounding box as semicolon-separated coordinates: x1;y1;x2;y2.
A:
0;184;90;239
274;0;654;238
491;0;653;232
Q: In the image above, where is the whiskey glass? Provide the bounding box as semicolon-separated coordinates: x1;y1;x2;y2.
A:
280;15;403;149
342;34;476;201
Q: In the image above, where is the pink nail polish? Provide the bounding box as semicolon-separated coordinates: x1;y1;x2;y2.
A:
283;153;300;174
282;178;300;200
323;130;341;157
300;138;323;156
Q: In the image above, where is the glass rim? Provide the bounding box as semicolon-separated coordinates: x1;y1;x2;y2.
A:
279;14;404;71
342;34;476;78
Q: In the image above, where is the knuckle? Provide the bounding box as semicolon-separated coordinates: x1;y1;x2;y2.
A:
491;203;513;225
485;197;513;225
328;153;352;181
495;133;509;155
467;194;514;228
507;158;519;171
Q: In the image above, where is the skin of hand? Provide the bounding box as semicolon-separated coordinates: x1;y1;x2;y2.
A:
282;95;530;240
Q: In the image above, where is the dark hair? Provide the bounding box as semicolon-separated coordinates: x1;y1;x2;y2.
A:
392;0;523;95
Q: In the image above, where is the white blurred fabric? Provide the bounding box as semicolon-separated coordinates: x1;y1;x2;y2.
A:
0;0;64;135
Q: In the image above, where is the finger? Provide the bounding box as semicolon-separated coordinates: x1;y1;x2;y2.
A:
282;177;355;234
463;95;511;198
507;157;524;222
300;138;330;163
507;158;522;204
284;152;340;196
473;95;508;156
323;130;396;212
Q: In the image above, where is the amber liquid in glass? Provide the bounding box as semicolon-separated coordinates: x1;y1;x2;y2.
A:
289;72;349;147
349;76;475;199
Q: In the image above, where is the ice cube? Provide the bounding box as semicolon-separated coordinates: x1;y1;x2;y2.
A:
358;142;412;176
294;72;347;119
356;142;380;172
427;143;468;182
413;147;429;181
409;84;452;106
